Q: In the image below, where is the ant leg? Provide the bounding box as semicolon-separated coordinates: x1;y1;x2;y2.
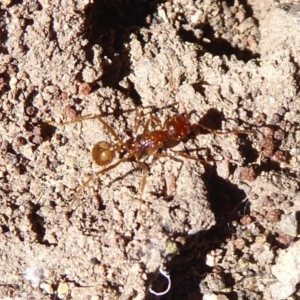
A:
150;152;212;199
134;107;143;134
150;153;185;198
136;160;150;200
133;160;150;225
143;115;163;135
48;113;122;143
154;152;212;165
96;116;122;143
133;108;162;135
47;114;96;126
165;53;181;95
134;104;178;135
70;157;128;209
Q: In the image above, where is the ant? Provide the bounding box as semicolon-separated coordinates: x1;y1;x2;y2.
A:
50;106;254;203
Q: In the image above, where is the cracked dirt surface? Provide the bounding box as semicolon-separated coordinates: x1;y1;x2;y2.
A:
1;0;300;299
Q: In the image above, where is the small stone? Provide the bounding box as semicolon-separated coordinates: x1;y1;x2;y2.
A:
165;241;179;256
64;105;78;120
57;282;69;299
271;150;285;163
272;240;300;298
9;76;17;86
26;106;37;116
277;232;294;246
40;282;53;294
22;145;34;160
240;215;252;225
278;213;297;237
274;129;285;140
61;92;68;100
158;7;169;23
32;135;43;145
206;253;215;267
261;197;273;208
269;281;295;300
240;166;256;182
234;238;246;250
82;67;97;83
270;113;281;125
203;273;225;292
14;136;27;147
203;293;229;300
205;254;216;267
238;258;249;269
191;10;201;24
79;82;93;95
266;209;282;223
255;234;267;244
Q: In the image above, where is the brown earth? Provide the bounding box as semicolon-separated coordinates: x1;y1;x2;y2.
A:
1;0;300;299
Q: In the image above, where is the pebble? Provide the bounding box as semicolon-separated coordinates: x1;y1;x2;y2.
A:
57;282;69;299
40;282;53;294
271;240;300;299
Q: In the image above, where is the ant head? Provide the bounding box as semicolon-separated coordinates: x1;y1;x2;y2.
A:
92;141;115;166
165;114;191;141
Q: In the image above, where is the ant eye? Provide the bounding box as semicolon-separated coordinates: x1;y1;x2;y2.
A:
92;141;115;166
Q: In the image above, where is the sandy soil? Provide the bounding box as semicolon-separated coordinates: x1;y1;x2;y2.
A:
1;0;300;299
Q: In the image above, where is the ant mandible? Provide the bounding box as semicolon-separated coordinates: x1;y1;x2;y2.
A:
52;107;254;201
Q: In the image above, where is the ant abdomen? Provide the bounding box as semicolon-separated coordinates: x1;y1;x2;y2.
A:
92;141;115;166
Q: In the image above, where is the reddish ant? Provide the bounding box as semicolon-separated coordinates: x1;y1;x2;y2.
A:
49;106;254;203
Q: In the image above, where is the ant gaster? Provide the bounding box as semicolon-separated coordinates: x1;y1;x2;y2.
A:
52;108;253;200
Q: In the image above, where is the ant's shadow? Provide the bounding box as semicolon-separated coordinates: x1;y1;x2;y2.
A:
198;108;248;132
199;108;225;131
203;165;250;220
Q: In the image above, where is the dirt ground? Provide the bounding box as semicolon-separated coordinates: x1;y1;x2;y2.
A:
1;0;300;299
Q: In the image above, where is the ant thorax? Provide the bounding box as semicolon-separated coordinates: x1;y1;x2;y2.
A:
124;130;168;159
